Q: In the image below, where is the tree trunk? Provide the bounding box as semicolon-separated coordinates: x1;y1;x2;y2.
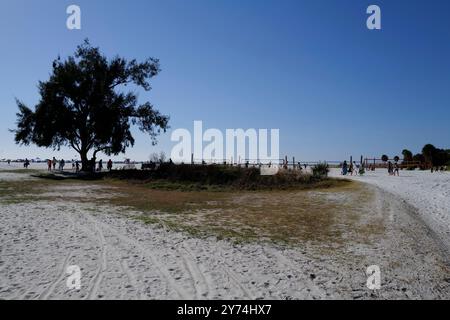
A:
80;149;89;172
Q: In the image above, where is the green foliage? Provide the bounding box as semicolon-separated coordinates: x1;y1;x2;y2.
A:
398;145;449;169
421;144;449;166
13;40;169;170
402;149;413;162
422;144;436;163
413;153;425;162
312;162;329;177
106;164;338;190
359;166;365;176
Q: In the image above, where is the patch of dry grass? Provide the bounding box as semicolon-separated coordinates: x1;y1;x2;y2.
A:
106;179;385;248
1;174;385;251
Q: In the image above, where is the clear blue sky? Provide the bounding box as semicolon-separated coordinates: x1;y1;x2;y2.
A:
0;0;449;162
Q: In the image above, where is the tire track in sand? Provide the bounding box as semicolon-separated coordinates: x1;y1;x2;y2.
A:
38;208;77;300
87;215;190;299
84;215;108;300
158;221;213;299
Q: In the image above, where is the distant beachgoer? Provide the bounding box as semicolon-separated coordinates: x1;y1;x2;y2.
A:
349;162;354;176
107;159;113;171
7;159;10;165
353;161;359;176
24;158;30;169
75;161;80;173
298;162;302;172
388;161;393;175
394;161;400;176
47;159;52;171
98;159;103;172
52;157;57;170
342;161;348;175
59;159;65;171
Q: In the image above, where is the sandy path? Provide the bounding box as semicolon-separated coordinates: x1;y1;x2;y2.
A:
330;168;450;254
0;169;449;299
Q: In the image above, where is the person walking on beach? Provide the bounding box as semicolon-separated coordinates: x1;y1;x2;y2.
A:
394;161;400;176
75;161;80;173
353;161;359;176
349;161;354;176
107;159;113;171
52;157;57;170
24;158;30;169
59;159;65;171
342;161;348;175
97;159;103;172
47;159;52;171
388;161;393;175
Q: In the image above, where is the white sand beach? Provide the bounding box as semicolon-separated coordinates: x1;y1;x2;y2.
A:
330;168;450;254
0;165;449;300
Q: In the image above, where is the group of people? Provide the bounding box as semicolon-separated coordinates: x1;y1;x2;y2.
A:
342;160;401;176
387;161;400;176
341;161;361;176
89;158;114;172
45;157;113;173
47;157;72;172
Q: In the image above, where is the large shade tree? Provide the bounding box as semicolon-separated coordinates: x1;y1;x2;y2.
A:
401;149;413;162
422;144;437;164
13;40;169;170
422;144;450;167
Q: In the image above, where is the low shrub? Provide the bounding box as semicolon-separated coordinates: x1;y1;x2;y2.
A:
312;162;329;177
104;164;336;190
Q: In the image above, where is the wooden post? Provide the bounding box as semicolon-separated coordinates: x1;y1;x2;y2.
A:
191;153;194;165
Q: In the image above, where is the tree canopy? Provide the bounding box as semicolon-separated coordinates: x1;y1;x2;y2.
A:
401;149;413;162
421;144;449;166
13;40;169;170
400;144;449;168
